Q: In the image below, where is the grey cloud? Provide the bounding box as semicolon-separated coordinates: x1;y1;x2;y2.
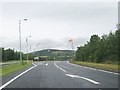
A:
2;2;117;21
1;2;117;52
33;37;88;51
34;39;63;49
1;37;88;52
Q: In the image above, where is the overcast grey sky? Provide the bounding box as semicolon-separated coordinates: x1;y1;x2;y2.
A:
0;0;118;53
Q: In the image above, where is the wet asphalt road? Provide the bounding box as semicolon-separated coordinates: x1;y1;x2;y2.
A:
1;61;119;88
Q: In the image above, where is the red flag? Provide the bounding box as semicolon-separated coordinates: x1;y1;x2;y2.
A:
68;38;73;42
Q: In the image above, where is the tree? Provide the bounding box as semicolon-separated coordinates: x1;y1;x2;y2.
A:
4;48;14;60
75;30;118;64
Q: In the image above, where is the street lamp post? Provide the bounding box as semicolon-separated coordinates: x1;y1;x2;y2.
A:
48;50;50;60
26;36;31;62
71;40;75;61
68;38;74;61
19;19;27;63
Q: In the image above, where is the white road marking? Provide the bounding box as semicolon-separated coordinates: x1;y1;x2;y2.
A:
32;63;37;66
61;65;70;69
0;63;37;90
46;63;48;66
98;69;119;75
54;63;67;73
65;74;100;85
67;61;96;70
55;62;100;85
67;61;119;75
54;63;59;68
39;62;48;66
59;67;67;72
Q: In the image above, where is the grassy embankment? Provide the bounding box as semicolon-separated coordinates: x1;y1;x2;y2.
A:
70;61;119;72
0;61;32;77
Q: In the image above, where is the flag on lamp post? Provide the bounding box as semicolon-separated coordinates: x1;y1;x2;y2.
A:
68;38;73;43
26;38;27;42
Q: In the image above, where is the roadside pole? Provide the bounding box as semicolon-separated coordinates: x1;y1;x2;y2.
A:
68;38;74;61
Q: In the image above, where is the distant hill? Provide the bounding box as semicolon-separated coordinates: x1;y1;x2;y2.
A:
31;49;73;61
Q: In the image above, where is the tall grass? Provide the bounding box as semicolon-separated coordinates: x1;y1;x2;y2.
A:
0;61;32;77
71;61;119;72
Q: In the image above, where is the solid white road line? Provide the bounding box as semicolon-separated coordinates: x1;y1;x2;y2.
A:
98;69;118;75
65;74;100;85
67;61;119;75
67;61;96;70
0;63;37;90
54;63;67;73
32;63;37;66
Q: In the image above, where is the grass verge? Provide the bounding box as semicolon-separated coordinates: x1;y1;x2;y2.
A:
0;61;32;77
70;61;119;72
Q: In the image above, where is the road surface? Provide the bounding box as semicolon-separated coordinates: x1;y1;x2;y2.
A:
1;61;119;89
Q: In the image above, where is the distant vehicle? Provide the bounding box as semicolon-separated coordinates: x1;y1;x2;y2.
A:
33;57;45;61
34;57;39;61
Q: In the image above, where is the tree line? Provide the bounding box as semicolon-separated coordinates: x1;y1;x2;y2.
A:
1;48;34;61
75;29;119;64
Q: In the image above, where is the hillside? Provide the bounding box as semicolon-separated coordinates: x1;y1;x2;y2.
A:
31;49;73;61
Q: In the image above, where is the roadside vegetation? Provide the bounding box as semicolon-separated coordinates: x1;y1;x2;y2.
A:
1;48;34;62
75;29;119;64
71;61;119;72
73;29;120;72
0;61;32;77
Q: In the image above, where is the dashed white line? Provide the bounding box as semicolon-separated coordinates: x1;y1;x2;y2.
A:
46;63;48;66
0;63;37;90
59;67;67;72
54;63;67;73
54;63;59;68
61;65;70;69
55;62;100;85
39;62;48;66
65;74;100;85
